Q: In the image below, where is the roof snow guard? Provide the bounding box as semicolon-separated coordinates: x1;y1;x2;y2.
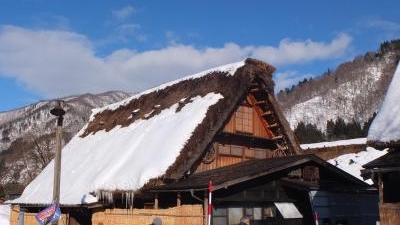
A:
11;58;300;206
367;62;400;150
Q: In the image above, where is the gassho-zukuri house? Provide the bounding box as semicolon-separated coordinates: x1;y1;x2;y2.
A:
363;61;400;225
9;59;379;225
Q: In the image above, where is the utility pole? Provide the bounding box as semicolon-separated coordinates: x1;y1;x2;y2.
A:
50;100;65;211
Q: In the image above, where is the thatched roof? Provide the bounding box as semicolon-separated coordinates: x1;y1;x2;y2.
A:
367;62;400;149
81;58;300;181
12;58;301;205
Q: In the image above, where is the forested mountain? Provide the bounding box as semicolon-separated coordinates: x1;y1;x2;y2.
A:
278;40;400;143
0;91;131;195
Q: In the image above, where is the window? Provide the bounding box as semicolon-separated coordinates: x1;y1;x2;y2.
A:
253;208;262;220
235;106;253;134
303;166;320;183
245;148;255;158
213;208;227;225
254;148;266;159
218;144;230;155
231;145;244;156
213;206;277;225
263;206;277;218
217;144;244;157
383;171;400;203
229;208;243;225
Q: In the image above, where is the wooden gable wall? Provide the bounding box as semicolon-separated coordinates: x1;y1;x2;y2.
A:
194;93;287;173
222;96;273;138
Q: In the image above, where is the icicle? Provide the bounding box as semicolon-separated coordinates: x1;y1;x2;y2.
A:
95;190;115;205
123;191;134;209
130;191;134;209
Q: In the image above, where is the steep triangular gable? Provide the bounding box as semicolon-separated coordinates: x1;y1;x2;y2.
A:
189;63;301;175
221;89;299;157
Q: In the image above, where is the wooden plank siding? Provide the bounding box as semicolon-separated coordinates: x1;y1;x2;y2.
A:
222;96;272;139
195;95;277;173
195;143;274;173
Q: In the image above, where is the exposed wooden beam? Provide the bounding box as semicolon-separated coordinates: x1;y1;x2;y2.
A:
216;133;276;149
255;100;268;105
262;110;274;117
248;94;275;138
268;123;278;129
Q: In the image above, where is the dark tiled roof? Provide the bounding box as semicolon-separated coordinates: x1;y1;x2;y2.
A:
363;150;400;169
149;155;318;191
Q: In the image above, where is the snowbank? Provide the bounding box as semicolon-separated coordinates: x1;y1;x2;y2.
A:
301;138;366;149
0;204;10;225
328;147;387;184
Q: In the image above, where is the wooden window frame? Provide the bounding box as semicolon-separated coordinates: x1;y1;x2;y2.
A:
235;104;254;134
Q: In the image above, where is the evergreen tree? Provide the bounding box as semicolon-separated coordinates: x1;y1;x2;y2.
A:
294;122;325;144
0;185;4;198
326;119;335;141
362;112;377;136
334;117;346;139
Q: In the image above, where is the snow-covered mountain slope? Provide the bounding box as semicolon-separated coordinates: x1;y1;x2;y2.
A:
0;91;131;187
278;41;400;131
0;91;130;152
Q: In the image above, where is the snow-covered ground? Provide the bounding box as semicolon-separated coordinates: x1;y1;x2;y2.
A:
301;138;387;184
301;138;366;149
328;147;387;184
0;204;10;225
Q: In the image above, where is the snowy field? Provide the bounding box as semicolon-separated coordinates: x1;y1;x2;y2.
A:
328;147;387;184
0;204;10;225
301;138;366;149
301;138;387;184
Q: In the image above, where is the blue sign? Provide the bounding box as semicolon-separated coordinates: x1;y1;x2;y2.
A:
35;203;61;225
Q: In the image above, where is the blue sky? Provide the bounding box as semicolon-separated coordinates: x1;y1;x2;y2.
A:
0;0;399;112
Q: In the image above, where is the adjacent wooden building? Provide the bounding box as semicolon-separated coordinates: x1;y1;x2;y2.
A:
10;59;378;225
363;62;400;225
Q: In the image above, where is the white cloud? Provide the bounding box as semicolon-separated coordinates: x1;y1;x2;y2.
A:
251;33;352;65
361;18;400;40
365;19;400;32
0;25;352;98
113;23;144;42
112;6;136;21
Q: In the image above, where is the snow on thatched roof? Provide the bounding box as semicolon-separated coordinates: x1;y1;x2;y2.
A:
367;62;400;149
12;59;283;205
